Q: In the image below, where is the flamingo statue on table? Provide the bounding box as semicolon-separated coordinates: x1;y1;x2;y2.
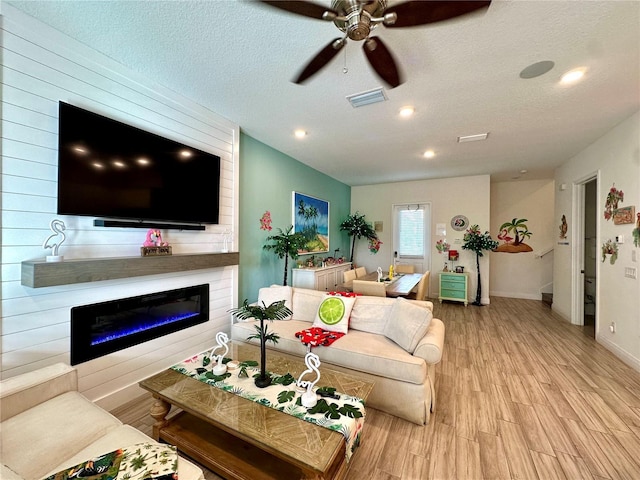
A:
43;219;66;261
209;332;230;375
296;352;321;408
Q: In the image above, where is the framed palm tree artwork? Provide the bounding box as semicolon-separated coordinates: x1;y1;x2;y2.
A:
292;192;330;254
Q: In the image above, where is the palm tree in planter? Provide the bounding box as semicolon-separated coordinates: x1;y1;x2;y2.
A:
229;299;293;388
461;224;499;306
340;211;379;264
263;226;306;286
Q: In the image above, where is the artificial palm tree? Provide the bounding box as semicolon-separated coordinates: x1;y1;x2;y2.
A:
461;224;499;306
263;226;306;286
340;211;378;263
229;299;293;388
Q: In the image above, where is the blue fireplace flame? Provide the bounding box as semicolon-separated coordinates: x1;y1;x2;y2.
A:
91;311;199;346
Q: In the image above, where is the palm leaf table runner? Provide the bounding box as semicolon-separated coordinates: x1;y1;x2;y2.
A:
171;351;366;462
42;443;177;480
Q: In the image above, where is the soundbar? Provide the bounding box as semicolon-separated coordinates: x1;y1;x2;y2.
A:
94;219;206;231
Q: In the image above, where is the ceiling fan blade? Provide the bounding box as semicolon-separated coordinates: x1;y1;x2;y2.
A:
385;1;491;28
260;1;338;21
294;38;345;84
363;37;403;88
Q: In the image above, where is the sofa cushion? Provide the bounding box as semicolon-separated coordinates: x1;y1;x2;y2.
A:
348;296;396;334
1;391;122;480
384;298;433;353
232;319;311;358
258;285;293;320
232;320;426;384
291;288;326;322
0;363;77;422
312;294;356;334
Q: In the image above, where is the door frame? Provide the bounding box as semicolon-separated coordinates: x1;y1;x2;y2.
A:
571;172;599;327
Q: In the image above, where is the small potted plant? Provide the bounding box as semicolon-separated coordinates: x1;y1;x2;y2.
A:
229;299;293;388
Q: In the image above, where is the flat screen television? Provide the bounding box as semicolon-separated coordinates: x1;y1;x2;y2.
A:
57;102;220;225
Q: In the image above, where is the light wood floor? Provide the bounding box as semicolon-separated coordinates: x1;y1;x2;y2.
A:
111;297;640;479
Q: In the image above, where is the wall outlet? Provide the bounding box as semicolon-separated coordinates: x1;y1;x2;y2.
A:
610;322;616;333
615;234;624;244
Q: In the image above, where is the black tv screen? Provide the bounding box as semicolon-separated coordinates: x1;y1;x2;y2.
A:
57;102;220;225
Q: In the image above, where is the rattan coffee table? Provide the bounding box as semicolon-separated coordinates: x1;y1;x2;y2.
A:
139;342;373;480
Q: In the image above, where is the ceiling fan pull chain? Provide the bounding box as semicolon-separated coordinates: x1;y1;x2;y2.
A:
343;46;349;74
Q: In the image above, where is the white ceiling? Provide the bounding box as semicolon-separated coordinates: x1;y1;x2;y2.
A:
8;0;640;186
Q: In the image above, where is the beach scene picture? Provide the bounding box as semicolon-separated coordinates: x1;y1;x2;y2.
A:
293;192;329;254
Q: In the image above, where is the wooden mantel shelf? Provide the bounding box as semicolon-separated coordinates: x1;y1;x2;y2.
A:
21;252;240;288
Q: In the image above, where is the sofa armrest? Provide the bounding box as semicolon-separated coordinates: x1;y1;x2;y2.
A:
413;318;445;365
0;363;78;422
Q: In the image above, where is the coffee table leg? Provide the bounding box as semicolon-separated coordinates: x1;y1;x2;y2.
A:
150;396;171;440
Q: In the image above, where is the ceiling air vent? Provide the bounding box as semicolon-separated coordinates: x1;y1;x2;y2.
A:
346;87;387;108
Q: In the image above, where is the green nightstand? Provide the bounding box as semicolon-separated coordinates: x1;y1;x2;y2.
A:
439;272;469;306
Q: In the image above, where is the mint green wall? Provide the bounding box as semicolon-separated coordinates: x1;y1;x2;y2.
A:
239;133;351;303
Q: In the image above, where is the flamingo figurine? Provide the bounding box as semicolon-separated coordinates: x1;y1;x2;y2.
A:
296;352;321;408
43;219;66;261
209;332;230;375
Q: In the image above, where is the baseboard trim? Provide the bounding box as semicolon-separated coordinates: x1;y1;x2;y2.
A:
94;382;147;412
489;291;542;301
598;337;640;373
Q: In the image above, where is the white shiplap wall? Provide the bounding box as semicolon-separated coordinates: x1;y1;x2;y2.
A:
1;5;240;410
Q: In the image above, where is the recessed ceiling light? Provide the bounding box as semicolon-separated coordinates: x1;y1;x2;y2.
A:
560;68;586;84
423;150;435;158
457;133;489;143
399;106;414;117
294;129;307;138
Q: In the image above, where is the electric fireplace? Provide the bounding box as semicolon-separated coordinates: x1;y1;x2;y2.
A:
71;284;209;365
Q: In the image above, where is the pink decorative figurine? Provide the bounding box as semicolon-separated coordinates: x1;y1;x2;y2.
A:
143;229;167;247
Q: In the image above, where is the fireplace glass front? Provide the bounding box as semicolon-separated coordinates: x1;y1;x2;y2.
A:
71;284;209;365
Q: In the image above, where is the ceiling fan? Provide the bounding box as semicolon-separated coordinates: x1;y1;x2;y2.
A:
260;0;491;88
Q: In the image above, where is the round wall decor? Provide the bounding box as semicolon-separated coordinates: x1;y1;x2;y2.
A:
451;215;469;231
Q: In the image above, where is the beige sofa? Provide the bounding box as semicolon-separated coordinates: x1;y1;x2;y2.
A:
231;286;445;425
0;363;204;480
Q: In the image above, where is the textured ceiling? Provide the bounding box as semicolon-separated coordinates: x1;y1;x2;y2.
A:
8;0;640;186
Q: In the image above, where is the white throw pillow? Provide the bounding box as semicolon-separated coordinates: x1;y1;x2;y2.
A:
312;293;357;334
257;285;293;320
383;297;433;353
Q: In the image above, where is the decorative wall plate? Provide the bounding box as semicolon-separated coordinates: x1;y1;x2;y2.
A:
451;215;469;231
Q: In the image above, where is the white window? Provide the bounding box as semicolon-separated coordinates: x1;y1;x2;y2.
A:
393;203;431;272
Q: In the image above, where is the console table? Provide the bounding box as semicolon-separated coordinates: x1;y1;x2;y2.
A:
292;262;352;292
438;272;469;306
